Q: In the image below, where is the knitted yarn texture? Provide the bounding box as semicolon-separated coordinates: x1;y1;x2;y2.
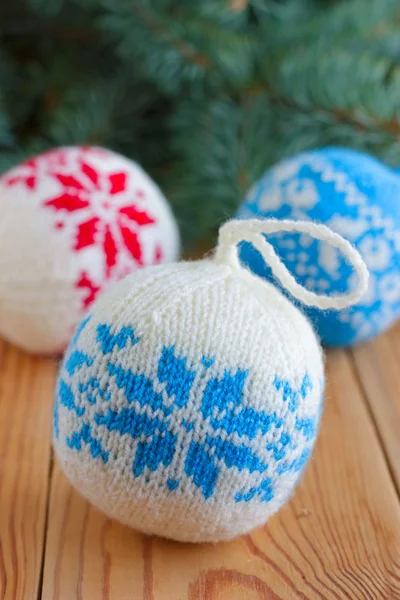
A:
53;219;368;542
0;146;180;354
237;147;399;346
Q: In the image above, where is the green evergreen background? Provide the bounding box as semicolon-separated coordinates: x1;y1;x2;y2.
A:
1;0;400;245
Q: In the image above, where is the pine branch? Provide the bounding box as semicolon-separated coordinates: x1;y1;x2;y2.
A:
99;0;254;95
1;0;400;245
0;112;13;148
128;3;211;70
165;86;400;245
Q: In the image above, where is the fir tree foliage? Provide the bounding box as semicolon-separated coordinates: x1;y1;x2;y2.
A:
1;0;400;244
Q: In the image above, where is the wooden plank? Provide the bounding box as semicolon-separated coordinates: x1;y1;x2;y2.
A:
41;463;145;600
41;350;400;599
352;320;400;492
0;342;56;600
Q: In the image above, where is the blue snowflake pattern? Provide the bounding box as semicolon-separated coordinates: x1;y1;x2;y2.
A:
55;317;321;503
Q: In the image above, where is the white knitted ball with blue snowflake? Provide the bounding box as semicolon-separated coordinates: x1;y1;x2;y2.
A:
237;147;400;346
53;219;367;542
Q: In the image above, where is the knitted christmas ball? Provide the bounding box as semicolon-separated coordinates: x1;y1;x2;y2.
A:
53;218;368;542
0;146;179;354
237;147;400;346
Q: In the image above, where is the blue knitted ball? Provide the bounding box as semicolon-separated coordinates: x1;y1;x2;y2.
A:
237;147;400;346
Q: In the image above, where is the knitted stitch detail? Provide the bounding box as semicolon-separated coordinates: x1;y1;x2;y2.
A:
54;315;321;505
237;148;394;345
0;147;180;354
54;219;367;541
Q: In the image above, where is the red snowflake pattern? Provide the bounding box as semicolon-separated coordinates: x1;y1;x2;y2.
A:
76;272;100;309
43;158;157;273
3;149;69;190
2;147;164;309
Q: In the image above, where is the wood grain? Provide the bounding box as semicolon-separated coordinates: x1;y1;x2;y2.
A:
39;349;400;599
41;463;145;600
352;320;400;492
235;350;400;600
0;342;55;600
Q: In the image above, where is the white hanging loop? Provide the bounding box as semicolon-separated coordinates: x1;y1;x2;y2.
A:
214;219;369;311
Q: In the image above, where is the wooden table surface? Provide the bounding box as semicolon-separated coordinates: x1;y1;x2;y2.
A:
1;323;400;599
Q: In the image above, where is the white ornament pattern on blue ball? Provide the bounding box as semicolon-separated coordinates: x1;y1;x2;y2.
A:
238;147;400;345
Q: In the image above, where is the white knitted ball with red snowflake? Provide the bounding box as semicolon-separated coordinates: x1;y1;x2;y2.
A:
0;146;180;354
